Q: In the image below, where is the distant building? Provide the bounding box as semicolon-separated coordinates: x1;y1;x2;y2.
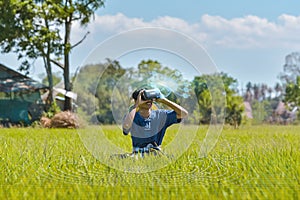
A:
268;101;297;124
0;64;48;126
243;101;253;119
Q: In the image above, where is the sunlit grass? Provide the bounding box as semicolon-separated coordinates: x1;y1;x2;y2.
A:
0;125;299;199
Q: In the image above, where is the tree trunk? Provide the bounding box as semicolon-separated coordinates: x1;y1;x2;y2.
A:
45;57;54;106
44;16;54;108
63;17;72;111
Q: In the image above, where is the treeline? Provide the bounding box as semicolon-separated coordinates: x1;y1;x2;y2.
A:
73;59;248;127
73;52;300;127
242;52;300;125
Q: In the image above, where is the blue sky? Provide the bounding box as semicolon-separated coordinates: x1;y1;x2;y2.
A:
99;0;300;22
1;0;300;89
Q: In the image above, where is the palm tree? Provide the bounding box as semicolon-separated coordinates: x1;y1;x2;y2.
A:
267;87;273;100
244;81;253;102
274;82;283;98
260;84;268;100
253;84;260;100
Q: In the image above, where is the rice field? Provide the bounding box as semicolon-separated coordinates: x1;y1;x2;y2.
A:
0;125;299;199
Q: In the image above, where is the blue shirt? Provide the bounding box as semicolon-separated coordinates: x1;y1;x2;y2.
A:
123;110;181;148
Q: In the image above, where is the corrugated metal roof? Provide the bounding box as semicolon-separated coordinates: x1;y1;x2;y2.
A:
0;63;48;92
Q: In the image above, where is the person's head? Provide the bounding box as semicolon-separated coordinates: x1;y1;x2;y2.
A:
132;88;144;101
131;88;153;110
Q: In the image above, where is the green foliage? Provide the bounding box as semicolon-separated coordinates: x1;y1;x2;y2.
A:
134;59;186;103
279;52;300;85
41;72;62;86
225;94;244;128
0;0;61;67
193;77;212;124
0;126;299;199
0;0;105;65
251;99;272;124
193;72;243;127
285;76;300;107
43;101;61;118
137;60;180;78
0;0;105;110
74;60;246;127
74;59;126;124
284;76;300;119
74;59;191;124
96;60;126;124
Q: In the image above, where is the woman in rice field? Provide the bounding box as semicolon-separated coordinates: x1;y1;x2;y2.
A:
122;88;188;157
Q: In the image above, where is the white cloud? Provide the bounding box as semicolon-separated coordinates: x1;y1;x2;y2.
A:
199;14;300;48
72;13;300;50
278;14;300;28
151;16;206;41
92;13;147;32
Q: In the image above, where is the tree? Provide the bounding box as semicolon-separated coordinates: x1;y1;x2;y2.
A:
246;82;252;92
267;87;273;100
0;0;105;111
73;63;101;121
243;81;253;102
253;84;260;100
192;76;212;124
95;60;126;124
284;76;300;119
127;59;187;104
251;99;271;124
279;52;300;86
221;73;244;128
74;59;126;124
54;0;105;111
41;72;62;86
193;72;244;127
274;82;283;98
74;59;193;124
260;84;268;100
0;0;63;105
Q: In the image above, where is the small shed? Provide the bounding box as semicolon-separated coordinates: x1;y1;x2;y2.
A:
0;64;48;126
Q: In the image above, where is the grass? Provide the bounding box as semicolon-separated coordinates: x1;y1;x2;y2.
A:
0;125;299;199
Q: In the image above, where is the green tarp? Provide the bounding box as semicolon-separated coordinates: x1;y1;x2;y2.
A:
0;100;31;125
0;64;48;125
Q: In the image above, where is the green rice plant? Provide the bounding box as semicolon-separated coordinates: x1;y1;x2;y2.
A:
0;125;299;199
